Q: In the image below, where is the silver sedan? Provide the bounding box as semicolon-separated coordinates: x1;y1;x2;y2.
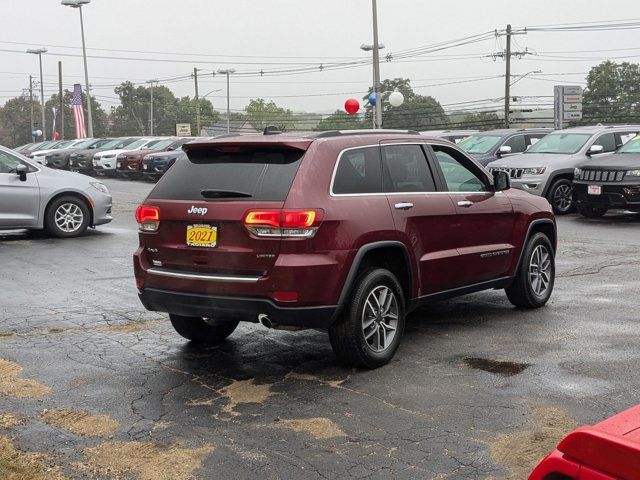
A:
0;144;112;237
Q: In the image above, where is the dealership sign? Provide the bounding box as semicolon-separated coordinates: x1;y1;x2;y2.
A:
554;86;583;128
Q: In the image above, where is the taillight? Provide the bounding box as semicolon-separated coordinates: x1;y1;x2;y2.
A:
135;205;160;232
243;209;323;238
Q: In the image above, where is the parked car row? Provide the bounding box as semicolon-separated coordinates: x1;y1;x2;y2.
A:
454;125;640;217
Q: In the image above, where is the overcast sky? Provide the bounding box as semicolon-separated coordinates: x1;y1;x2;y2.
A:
1;0;639;115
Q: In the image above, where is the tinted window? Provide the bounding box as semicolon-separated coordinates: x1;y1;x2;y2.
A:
432;146;487;192
594;133;616;153
149;148;304;201
382;145;435;193
503;135;526;153
333;147;382;194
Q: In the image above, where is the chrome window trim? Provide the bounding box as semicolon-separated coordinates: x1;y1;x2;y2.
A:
329;142;495;197
147;268;260;283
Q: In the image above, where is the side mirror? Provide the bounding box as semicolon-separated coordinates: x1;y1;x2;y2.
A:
587;145;604;156
492;170;510;191
497;145;512;156
16;164;28;182
167;146;175;151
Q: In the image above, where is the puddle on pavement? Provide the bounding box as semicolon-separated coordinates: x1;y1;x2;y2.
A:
275;417;346;439
41;409;119;438
83;441;214;480
0;359;52;398
0;435;64;480
463;357;530;377
489;404;578;479
220;379;277;416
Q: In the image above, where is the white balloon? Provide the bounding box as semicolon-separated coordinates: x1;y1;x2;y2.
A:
36;129;43;136
389;91;405;107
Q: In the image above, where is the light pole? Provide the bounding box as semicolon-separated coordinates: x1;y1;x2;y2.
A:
61;0;94;137
217;69;235;133
360;43;385;129
147;80;158;136
371;0;383;129
27;48;47;140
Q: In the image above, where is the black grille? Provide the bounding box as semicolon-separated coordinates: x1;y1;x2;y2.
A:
579;169;625;182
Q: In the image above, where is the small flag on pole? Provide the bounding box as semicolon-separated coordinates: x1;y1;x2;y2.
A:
72;84;87;139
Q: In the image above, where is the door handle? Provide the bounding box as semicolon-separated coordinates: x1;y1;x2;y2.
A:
457;200;474;208
394;202;414;210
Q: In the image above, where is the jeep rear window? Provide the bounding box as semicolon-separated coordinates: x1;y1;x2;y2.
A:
148;147;304;201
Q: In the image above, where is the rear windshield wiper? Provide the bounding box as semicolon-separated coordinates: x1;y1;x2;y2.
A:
200;189;253;198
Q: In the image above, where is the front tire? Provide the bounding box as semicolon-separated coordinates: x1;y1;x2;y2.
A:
547;179;575;215
577;205;607;218
329;269;405;369
169;314;239;344
45;196;90;238
505;232;555;308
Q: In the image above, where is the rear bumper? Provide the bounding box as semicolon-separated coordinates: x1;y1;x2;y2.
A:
573;182;640;210
138;287;340;328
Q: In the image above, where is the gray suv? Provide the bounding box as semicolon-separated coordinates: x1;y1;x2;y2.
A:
486;126;640;214
458;128;552;166
0;145;113;237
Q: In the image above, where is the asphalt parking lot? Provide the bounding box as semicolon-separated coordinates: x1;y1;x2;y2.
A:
1;178;640;479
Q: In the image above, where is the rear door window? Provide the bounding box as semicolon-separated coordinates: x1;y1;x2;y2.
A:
149;148;305;201
382;145;435;192
332;147;382;194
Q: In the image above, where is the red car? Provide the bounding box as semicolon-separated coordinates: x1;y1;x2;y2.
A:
134;130;556;368
116;138;185;179
530;404;640;480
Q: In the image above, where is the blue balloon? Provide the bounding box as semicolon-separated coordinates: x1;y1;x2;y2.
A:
31;130;37;137
368;92;377;106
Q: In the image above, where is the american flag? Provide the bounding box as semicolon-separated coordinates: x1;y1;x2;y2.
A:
72;84;87;139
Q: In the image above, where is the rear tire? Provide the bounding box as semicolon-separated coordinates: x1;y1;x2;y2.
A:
577;205;607;218
45;196;90;238
505;232;555;308
169;314;239;344
329;268;405;369
547;179;575;215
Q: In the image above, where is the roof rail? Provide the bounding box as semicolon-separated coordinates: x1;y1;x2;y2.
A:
315;129;420;138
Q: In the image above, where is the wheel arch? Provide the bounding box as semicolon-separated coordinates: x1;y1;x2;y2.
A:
513;219;557;273
338;241;415;307
542;170;575;198
43;191;94;227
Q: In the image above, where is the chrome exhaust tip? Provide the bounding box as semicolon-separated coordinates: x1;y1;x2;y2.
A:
258;314;272;329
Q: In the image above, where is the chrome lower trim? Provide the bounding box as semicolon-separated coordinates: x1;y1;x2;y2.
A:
147;267;260;283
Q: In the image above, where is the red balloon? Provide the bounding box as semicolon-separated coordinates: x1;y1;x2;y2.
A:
345;98;360;115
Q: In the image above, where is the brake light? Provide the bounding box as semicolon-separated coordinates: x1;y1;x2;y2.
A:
135;205;160;232
243;209;323;238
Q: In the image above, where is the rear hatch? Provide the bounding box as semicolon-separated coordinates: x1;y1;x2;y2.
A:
142;141;311;277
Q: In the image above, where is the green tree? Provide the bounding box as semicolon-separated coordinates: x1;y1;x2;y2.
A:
44;90;108;139
0;96;37;147
583;60;640;124
174;96;219;136
314;110;364;131
459;111;501;130
245;98;295;132
363;78;448;130
110;82;179;136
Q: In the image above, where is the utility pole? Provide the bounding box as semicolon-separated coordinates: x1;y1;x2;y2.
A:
193;67;200;135
58;61;64;139
29;76;35;142
147;80;158;136
504;24;512;128
217;69;236;133
371;0;383;129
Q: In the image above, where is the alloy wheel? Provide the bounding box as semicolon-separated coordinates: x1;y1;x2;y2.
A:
529;245;552;296
54;203;84;233
553;184;573;212
361;286;399;353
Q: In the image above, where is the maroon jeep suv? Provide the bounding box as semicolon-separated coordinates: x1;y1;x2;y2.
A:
134;130;556;368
